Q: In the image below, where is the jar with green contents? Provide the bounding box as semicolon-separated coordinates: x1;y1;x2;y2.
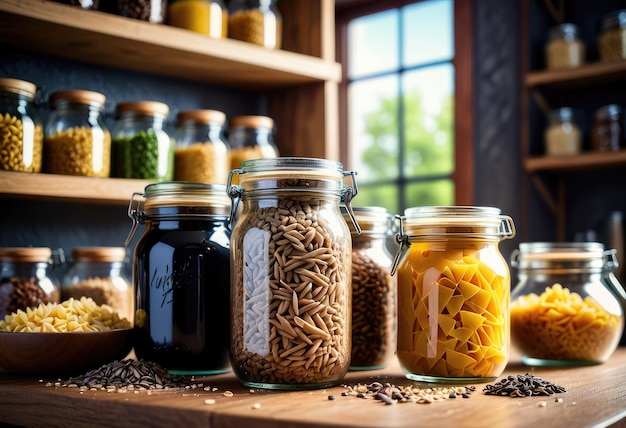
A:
0;78;43;173
228;0;282;49
168;0;228;38
174;109;230;184
111;101;174;181
44;90;110;177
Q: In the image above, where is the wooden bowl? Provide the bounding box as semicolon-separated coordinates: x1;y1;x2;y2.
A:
0;329;134;375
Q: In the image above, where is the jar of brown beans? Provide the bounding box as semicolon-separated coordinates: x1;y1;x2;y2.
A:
44;90;111;177
174;109;230;184
228;0;282;48
0;78;43;173
343;207;396;371
0;247;61;319
599;10;626;61
116;0;167;23
227;157;360;390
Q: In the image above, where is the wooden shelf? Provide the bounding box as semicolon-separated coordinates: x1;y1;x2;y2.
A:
0;171;150;205
525;150;626;173
0;0;341;90
525;59;626;90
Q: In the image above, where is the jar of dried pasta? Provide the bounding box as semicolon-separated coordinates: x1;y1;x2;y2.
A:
392;206;516;383
127;182;232;375
44;90;110;177
228;115;278;174
61;247;133;322
344;206;396;371
111;101;174;181
0;78;43;173
510;242;625;366
227;157;360;389
545;23;585;69
0;247;61;319
228;0;281;48
599;10;626;61
174;109;230;184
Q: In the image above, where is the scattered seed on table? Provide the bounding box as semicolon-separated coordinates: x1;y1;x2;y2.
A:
538;401;547;407
483;374;566;398
252;403;261;409
328;395;337;400
205;399;216;405
223;390;234;397
340;382;475;405
555;398;563;403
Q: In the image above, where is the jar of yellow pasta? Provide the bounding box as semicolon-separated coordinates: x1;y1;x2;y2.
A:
392;206;516;383
510;242;625;366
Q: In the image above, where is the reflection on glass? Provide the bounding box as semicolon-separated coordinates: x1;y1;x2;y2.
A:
403;0;454;67
348;10;398;79
405;179;454;207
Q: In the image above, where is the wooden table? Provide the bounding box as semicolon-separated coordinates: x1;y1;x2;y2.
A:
1;348;625;428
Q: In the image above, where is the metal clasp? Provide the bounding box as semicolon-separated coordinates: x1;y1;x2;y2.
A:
227;169;243;228
499;215;516;239
390;215;409;276
342;170;361;234
124;192;145;247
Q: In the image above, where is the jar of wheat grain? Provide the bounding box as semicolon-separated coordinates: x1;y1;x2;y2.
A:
227;157;360;390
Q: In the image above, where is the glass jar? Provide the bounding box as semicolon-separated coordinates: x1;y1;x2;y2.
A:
0;78;43;173
599;10;626;61
127;182;232;375
227;157;360;390
344;206;396;371
545;23;585;69
168;0;227;38
544;107;582;156
591;104;623;153
174;109;230;184
61;247;133;322
111;101;174;181
0;247;61;319
44;90;110;177
228;0;282;48
510;242;625;366
228;115;278;173
116;0;167;23
392;206;516;383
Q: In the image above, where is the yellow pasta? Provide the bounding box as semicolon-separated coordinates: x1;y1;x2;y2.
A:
511;283;623;362
397;243;509;378
0;297;131;333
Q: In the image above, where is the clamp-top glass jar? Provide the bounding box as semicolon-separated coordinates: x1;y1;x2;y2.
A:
45;90;110;177
0;247;61;319
510;242;625;366
227;157;359;390
344;206;396;371
61;247;133;322
112;101;174;181
0;78;43;173
127;182;232;375
174;109;230;184
228;0;282;48
392;206;516;383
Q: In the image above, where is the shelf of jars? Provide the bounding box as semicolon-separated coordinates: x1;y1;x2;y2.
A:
0;0;341;89
0;171;150;205
525;149;626;172
525;58;626;89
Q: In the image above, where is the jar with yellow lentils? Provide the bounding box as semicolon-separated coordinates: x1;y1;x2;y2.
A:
0;78;43;173
228;115;278;173
44;90;110;177
168;0;228;38
228;0;282;49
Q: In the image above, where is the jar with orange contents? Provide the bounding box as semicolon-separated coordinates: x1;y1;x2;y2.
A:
510;242;625;366
391;206;515;383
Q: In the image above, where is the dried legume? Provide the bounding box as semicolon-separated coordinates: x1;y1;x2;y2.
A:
341;381;476;404
45;126;111;176
483;373;566;397
0;113;43;172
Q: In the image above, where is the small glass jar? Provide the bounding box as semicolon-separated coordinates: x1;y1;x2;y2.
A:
227;157;360;390
591;104;623;153
127;182;232;375
228;115;278;173
510;242;625;366
168;0;227;38
599;10;626;61
116;0;167;23
111;101;174;181
228;0;282;48
392;206;516;383
545;23;585;69
344;207;396;371
61;247;133;322
0;78;43;173
174;109;230;184
44;90;110;177
544;107;582;156
0;247;61;319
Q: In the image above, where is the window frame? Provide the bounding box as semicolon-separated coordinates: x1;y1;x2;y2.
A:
335;0;474;207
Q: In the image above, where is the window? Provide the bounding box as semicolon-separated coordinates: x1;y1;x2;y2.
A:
336;0;473;213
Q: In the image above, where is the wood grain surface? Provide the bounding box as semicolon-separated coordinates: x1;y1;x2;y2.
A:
1;348;625;428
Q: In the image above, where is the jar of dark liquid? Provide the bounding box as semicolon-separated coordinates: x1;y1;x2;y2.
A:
126;182;231;375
